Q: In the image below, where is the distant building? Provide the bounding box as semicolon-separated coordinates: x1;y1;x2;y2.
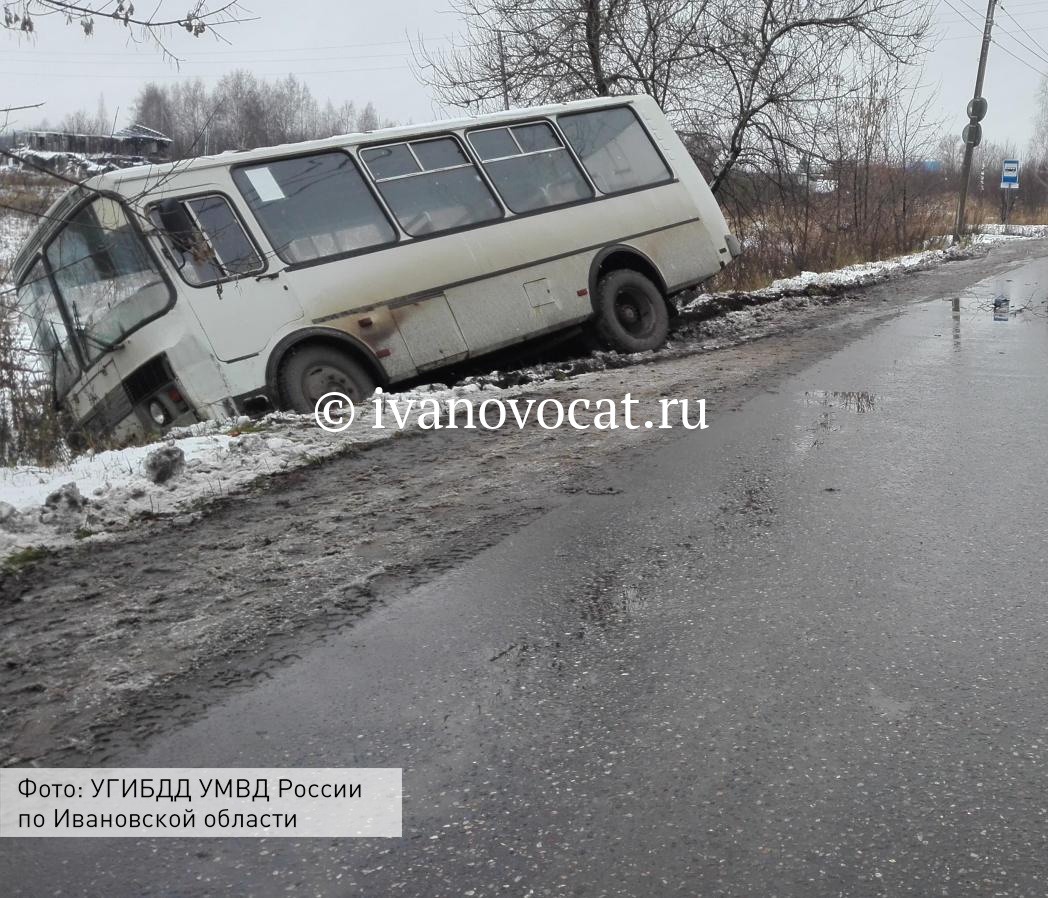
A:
6;123;172;177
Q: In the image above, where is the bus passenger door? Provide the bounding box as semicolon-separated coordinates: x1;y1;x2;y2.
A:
150;193;305;363
185;272;304;362
391;294;468;371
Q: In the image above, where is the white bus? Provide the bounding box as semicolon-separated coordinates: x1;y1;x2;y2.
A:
13;94;740;441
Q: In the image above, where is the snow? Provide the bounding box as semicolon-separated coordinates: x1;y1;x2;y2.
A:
684;231;1033;312
970;223;1048;239
1;220;1045;560
0;213;35;270
0;389;503;556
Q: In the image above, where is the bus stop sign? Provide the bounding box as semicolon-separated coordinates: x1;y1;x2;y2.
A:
1001;159;1020;189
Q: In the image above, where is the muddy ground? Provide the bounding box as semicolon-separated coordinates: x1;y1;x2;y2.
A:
1;238;1042;767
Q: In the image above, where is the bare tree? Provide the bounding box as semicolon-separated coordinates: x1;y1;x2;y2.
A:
3;1;251;63
418;0;713;111
880;64;943;249
1026;75;1048;214
417;0;930;194
131;75;393;159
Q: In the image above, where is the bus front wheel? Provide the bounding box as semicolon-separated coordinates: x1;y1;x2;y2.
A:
279;345;377;414
593;270;669;353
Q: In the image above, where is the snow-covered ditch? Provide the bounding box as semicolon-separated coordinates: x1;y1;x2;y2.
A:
1;224;1044;561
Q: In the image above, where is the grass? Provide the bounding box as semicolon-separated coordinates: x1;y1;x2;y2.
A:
712;201;1048;295
0;172;60;217
2;545;53;572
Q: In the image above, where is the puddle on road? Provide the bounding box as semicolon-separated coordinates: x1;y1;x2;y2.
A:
791;391;877;453
803;390;877;413
952;291;1043;324
931;272;1048;357
947;263;1048;332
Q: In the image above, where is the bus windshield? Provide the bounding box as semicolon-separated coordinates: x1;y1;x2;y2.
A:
45;196;171;361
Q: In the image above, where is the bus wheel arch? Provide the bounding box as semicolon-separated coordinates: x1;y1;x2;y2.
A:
589;247;669;307
268;330;387;414
588;248;671;353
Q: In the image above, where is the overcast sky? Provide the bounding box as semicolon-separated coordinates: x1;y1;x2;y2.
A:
3;0;1047;155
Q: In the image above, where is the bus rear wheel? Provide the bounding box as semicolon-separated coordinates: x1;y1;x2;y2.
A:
279;345;376;414
593;269;669;353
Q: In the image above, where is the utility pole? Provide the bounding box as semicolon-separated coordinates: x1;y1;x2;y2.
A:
954;0;997;240
497;31;510;111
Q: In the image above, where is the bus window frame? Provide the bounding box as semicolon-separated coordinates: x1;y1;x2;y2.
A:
461;108;678;217
465;117;596;214
555;103;675;197
17;253;85;399
359;132;507;238
40;190;177;369
146;190;270;289
230;148;402;271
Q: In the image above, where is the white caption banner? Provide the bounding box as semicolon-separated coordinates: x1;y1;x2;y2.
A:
1;768;401;838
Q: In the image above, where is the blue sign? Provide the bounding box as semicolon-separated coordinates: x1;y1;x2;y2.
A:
1001;159;1020;189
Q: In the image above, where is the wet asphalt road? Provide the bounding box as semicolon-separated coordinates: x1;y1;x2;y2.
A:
6;252;1048;896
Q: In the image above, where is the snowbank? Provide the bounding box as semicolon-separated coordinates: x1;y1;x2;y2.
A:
0;386;510;558
971;224;1048;239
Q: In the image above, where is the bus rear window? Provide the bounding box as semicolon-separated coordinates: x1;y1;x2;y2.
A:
360;137;502;237
467;122;592;214
558;107;671;194
150;194;263;286
233;152;397;264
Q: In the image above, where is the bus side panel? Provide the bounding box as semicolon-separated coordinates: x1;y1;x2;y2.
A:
443;254;593;352
391;296;469;371
621;220;723;291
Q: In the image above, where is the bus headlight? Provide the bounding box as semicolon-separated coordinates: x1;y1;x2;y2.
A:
148;399;170;427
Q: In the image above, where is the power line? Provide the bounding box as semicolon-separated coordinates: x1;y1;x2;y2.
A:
941;0;1047;12
939;22;1048;38
997;1;1048;65
941;0;1048;76
956;0;1048;65
938;6;1046;25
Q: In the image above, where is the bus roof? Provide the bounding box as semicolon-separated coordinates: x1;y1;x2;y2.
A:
89;94;654;193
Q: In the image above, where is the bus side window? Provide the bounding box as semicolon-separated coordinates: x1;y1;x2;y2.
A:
557;107;671;195
360;137;502;237
467;122;593;214
233;152;398;264
150;195;263;286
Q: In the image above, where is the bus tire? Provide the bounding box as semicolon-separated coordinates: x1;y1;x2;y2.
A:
279;344;376;414
593;269;669;353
